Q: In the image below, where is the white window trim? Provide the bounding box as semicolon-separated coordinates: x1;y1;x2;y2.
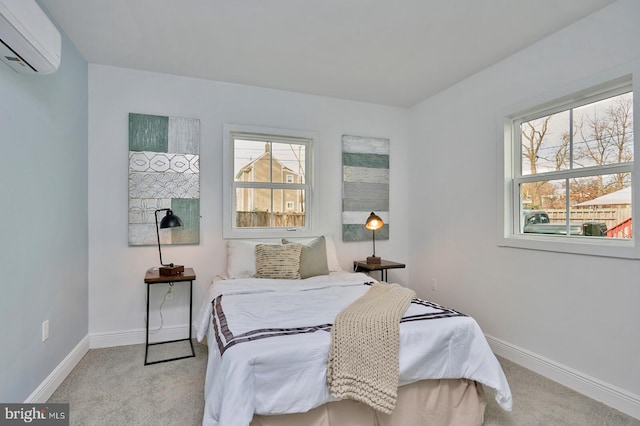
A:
497;61;640;259
222;123;319;239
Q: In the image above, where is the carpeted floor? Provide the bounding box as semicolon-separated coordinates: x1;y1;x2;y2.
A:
49;341;207;425
48;341;640;425
483;357;640;426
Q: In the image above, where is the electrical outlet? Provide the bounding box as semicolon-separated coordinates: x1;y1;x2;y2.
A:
42;320;49;342
431;278;438;291
166;287;173;300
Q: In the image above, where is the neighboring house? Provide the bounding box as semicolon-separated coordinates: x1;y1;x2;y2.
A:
235;144;304;213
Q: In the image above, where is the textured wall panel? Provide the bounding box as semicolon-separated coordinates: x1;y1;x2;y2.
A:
128;113;200;245
342;135;390;242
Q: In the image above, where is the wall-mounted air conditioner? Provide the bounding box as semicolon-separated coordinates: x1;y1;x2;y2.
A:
0;0;61;74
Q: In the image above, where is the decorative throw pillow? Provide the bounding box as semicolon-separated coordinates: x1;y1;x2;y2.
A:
284;234;342;272
254;244;302;279
282;236;329;279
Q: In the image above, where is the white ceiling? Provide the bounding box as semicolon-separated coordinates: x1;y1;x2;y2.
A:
40;0;617;107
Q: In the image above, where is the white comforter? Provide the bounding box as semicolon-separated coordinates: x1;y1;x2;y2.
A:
196;272;512;426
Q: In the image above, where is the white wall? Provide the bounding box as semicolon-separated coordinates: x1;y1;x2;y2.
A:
0;11;88;401
409;0;640;417
88;65;410;345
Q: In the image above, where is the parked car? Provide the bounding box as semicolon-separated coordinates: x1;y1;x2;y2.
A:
522;210;607;236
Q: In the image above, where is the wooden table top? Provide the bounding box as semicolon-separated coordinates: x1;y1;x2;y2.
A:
353;260;406;271
144;267;196;283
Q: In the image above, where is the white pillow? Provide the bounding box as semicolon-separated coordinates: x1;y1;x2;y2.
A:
324;234;342;272
226;240;261;278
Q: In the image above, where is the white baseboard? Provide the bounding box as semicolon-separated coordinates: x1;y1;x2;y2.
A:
25;326;196;402
486;334;640;420
25;335;90;403
89;325;196;349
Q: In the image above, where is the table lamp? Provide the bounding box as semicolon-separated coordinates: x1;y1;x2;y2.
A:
155;208;185;276
365;211;384;264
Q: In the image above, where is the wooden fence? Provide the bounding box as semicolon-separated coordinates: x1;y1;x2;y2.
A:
545;208;631;230
235;209;632;234
236;211;305;228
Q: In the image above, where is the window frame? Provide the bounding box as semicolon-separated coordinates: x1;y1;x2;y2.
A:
498;64;639;258
222;123;318;239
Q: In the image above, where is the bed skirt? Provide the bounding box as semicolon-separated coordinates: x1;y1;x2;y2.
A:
250;378;486;426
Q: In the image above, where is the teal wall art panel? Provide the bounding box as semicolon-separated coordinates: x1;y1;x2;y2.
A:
128;113;200;245
171;198;200;244
342;134;390;242
129;113;168;152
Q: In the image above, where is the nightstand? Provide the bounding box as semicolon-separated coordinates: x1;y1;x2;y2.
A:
353;260;406;282
143;267;196;365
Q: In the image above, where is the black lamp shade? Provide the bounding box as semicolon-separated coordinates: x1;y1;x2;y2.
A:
160;210;183;229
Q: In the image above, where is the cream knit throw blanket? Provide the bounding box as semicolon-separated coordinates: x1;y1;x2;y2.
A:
326;282;416;414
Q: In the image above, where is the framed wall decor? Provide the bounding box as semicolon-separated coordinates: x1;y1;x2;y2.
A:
341;134;389;242
128;113;200;246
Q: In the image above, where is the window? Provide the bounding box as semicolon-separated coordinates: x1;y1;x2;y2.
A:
500;71;638;258
223;124;317;239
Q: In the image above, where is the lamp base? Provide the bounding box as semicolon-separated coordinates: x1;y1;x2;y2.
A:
366;256;381;264
159;265;184;276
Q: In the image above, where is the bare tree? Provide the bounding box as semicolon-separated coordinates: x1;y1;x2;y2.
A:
521;116;564;208
554;132;570;171
605;95;633;189
522;180;558;209
575;94;633;193
521;116;551;176
569;177;602;204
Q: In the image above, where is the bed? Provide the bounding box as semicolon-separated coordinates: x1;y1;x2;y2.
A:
196;237;512;426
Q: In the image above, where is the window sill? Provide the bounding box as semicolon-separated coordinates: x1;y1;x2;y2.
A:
223;227;318;240
498;234;639;259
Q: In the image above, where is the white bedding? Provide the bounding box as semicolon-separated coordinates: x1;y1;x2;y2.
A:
196;272;512;426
